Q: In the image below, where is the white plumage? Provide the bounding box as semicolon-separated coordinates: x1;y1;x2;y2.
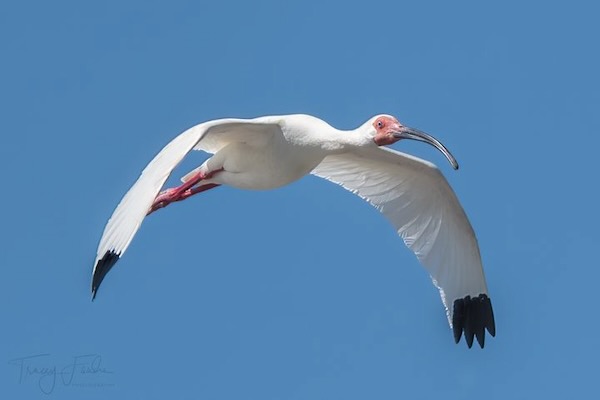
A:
92;114;495;348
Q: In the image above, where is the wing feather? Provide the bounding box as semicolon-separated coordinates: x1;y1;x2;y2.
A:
91;117;281;298
311;146;494;347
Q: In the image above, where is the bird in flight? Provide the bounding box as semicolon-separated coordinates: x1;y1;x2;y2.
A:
91;114;495;348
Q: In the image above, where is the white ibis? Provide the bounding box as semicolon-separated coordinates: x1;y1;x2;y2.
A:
92;114;495;348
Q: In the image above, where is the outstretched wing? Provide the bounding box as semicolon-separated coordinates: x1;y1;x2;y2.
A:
311;146;495;348
92;117;282;299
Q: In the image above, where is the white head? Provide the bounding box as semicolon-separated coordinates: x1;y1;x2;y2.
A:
366;114;459;170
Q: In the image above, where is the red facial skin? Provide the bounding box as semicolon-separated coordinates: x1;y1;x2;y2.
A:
372;116;403;146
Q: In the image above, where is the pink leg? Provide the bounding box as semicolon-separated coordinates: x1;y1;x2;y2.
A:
147;169;223;215
175;183;221;202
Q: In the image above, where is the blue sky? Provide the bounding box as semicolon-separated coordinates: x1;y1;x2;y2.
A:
1;0;599;398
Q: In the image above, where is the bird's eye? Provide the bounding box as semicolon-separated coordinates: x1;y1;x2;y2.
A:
377;120;384;128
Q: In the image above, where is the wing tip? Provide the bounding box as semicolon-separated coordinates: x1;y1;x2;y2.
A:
452;294;495;349
91;250;121;300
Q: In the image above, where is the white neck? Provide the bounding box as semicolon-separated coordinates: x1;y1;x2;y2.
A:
340;127;373;147
282;114;375;153
317;124;373;153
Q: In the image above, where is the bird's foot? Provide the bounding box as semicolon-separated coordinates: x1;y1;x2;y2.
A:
147;188;181;215
147;169;224;216
147;183;222;216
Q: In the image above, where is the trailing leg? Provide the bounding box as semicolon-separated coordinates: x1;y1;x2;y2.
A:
147;168;223;215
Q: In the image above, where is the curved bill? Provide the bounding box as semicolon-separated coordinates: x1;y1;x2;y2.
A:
393;127;459;170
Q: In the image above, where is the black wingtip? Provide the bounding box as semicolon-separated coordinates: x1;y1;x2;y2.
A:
452;298;465;344
91;250;120;300
452;294;495;349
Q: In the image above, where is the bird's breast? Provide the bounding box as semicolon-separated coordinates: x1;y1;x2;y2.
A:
210;141;326;190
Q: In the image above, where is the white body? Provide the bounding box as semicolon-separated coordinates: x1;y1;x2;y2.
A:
192;115;336;189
